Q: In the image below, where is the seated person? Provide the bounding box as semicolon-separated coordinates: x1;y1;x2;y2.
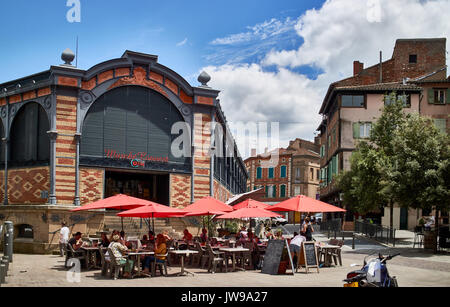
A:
183;229;193;242
141;235;150;246
98;232;110;248
109;234;134;278
179;229;193;250
143;234;167;275
161;230;172;243
148;231;155;244
200;228;208;243
68;232;83;251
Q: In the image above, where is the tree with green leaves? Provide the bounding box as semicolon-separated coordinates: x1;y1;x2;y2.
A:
389;113;450;251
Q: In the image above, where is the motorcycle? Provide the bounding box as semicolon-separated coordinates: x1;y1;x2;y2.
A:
343;252;400;287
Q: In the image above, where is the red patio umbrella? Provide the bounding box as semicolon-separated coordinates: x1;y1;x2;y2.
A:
182;196;234;233
232;199;269;210
71;194;150;212
118;202;188;233
183;196;234;217
216;207;282;219
267;195;346;213
71;194;152;230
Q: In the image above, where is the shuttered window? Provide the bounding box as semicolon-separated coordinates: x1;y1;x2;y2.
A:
280;185;286;198
10;102;50;164
280;165;287;178
81;86;186;164
268;167;274;179
256;167;262;179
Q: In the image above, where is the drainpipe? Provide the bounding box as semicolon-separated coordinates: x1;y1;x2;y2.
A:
210;111;215;197
3;96;9;206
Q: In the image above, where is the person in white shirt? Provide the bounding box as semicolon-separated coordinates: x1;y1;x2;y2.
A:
59;222;70;257
289;232;306;256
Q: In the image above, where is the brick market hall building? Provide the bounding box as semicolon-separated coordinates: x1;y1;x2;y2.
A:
0;50;248;253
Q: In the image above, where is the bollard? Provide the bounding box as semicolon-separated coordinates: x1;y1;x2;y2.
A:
352;233;355;250
2;256;9;271
3;221;13;263
1;259;8;274
0;263;6;284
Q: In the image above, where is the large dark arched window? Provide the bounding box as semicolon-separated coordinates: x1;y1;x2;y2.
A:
10;102;50;165
81;86;187;165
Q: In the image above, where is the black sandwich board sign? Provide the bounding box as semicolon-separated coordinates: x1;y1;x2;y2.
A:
261;239;295;275
297;241;319;274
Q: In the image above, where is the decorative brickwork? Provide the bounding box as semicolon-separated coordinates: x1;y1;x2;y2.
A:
6;167;50;204
55;95;78;204
193;113;212;201
109;67;169;99
22;91;37;101
197;96;214;105
58;76;79;87
79;168;104;205
165;78;178;95
82;77;97;90
9;94;21;104
170;174;191;208
213;180;232;203
98;70;114;84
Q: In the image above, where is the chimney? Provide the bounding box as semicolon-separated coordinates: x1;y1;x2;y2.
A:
251;148;257;157
314;136;320;146
353;61;364;76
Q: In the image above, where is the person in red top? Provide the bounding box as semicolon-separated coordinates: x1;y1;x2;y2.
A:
182;229;193;241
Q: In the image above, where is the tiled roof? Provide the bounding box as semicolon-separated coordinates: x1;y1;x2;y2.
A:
334;82;422;91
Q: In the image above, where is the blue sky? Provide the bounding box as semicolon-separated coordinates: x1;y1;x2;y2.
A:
0;0;323;84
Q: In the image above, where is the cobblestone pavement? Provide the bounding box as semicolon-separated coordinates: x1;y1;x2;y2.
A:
2;250;450;287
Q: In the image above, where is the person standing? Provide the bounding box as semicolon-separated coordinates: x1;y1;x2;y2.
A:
302;217;314;241
59;221;70;257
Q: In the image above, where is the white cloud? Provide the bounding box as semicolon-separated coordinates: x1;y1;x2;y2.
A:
176;38;188;47
204;0;450;157
204;64;322;157
211;17;298;45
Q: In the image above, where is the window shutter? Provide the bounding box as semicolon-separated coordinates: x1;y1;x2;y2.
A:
265;186;269;197
336;155;339;174
446;89;450;104
353;123;360;139
428;89;435;104
272;185;277;198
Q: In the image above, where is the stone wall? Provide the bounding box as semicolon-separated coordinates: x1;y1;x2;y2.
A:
0;205;105;254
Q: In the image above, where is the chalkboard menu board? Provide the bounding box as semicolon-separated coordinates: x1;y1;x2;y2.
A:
261;239;295;275
298;242;319;274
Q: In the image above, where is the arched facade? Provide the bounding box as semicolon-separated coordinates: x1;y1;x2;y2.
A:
0;50;248;253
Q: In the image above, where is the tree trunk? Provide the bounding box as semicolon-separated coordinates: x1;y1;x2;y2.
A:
434;209;440;254
389;200;394;241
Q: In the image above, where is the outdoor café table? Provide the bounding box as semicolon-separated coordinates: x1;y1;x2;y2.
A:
81;246;101;270
219;247;250;272
169;250;198;276
127;251;154;278
317;245;341;267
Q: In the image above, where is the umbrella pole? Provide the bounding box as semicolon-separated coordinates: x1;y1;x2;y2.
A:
121;217;124;231
152;213;155;234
